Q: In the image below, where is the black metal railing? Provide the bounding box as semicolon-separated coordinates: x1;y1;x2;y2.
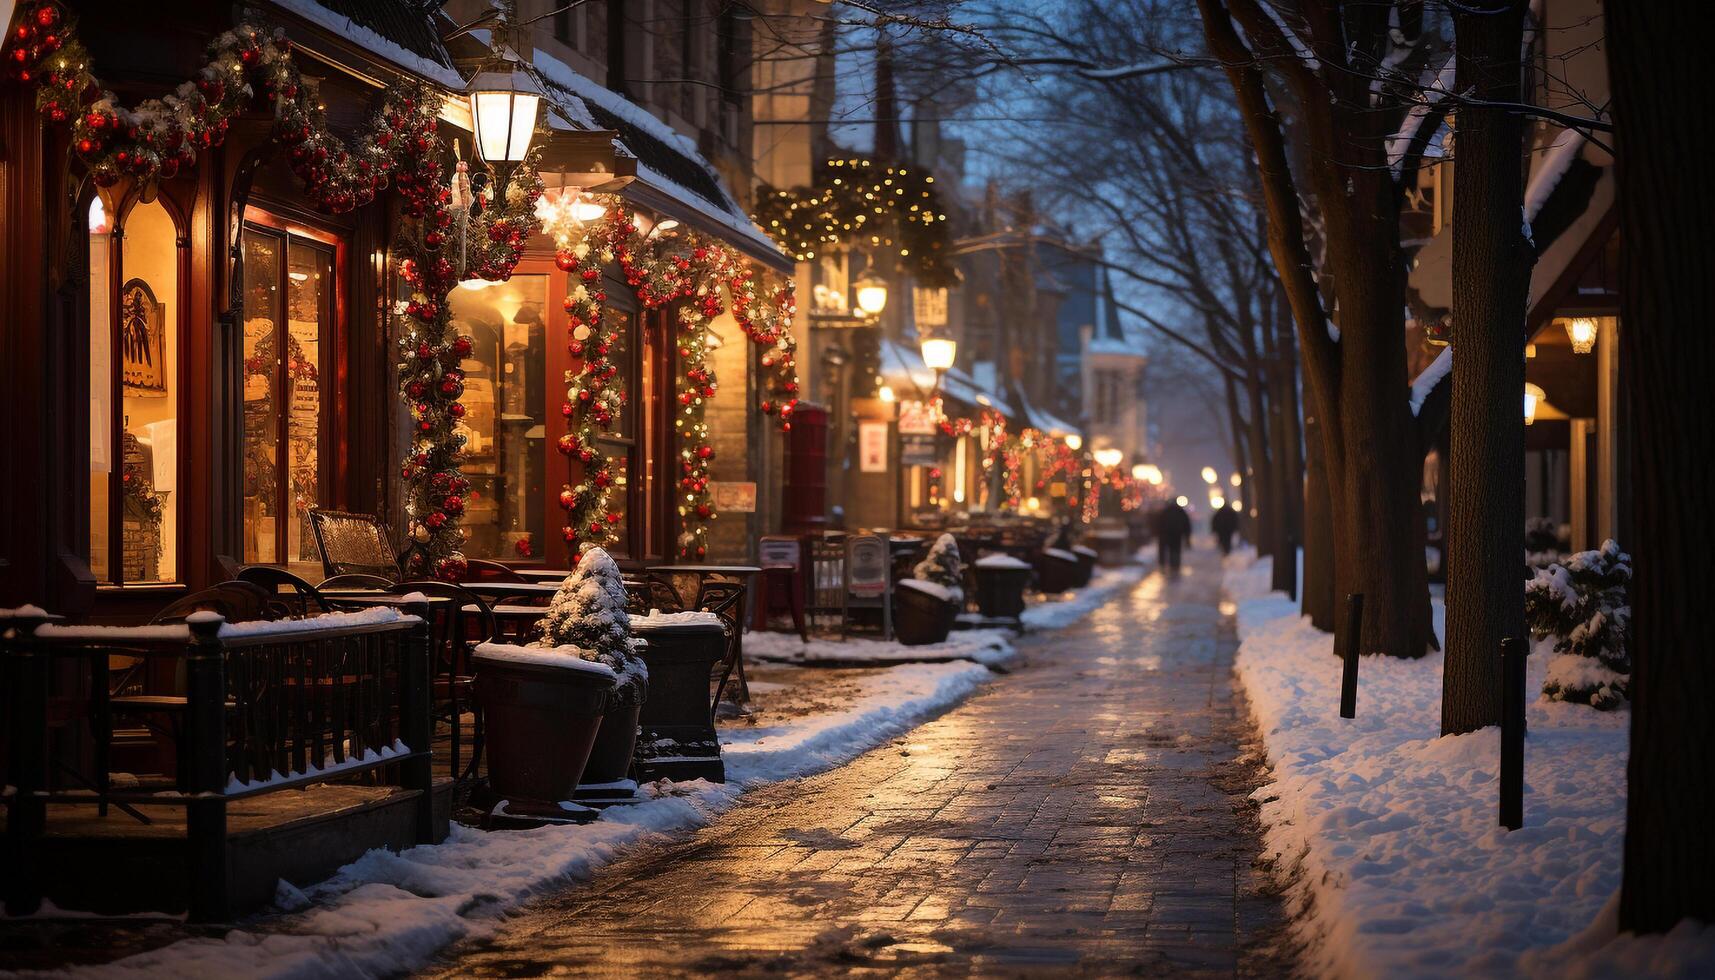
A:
2;605;434;922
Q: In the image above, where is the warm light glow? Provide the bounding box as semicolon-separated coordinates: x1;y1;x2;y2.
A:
1232;497;1243;509
1175;495;1190;507
468;67;542;163
1210;492;1226;510
855;272;889;316
1095;448;1124;468
920;337;957;371
878;385;896;403
1026;496;1041;511
1565;316;1598;354
458;278;496;291
88;196;108;233
1132;464;1149;481
975;394;992;407
1064;434;1083;452
1524;382;1545;425
1230;472;1242;487
953;438;967;504
1200;466;1218;485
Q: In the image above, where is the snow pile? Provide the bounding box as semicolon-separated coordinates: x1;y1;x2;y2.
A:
1020;564;1150;630
975;553;1030;570
629;610;723;628
58;661;995;978
746;627;1014;667
1224;551;1713;978
472;642;617;678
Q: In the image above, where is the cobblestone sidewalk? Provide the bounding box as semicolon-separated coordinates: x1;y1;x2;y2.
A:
426;548;1294;977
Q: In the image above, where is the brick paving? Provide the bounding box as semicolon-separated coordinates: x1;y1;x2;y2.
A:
426;549;1294;977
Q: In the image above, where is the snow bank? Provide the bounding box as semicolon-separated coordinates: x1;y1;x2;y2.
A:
746;627;1014;667
1223;551;1712;978
1020;564;1149;630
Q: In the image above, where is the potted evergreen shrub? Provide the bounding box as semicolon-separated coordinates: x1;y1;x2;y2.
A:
535;547;649;801
1525;539;1631;710
472;556;624;822
895;533;964;645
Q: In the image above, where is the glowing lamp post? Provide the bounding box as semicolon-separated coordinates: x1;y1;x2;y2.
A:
854;271;889;317
1524;383;1545;425
1095;448;1124;469
467;64;543;167
1064;434;1083;452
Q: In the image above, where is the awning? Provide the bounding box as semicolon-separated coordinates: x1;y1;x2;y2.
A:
877;339;1015;419
1014;390;1082;439
529;50;791;273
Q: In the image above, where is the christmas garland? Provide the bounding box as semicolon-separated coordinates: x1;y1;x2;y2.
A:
6;1;541;579
543;199;799;557
753;156;956;288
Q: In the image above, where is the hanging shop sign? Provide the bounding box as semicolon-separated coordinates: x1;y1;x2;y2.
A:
859;421;889;472
900;434;939;467
897;400;938;435
710;481;756;513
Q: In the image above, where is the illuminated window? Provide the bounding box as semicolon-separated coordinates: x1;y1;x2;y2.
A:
88;197;181;584
448;276;549;560
240;221;332;570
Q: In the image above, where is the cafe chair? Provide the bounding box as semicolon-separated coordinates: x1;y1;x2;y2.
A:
308;508;404;581
699;581;749;717
462;558;527;583
317;572;398;592
236;565;332;620
394;580;495;782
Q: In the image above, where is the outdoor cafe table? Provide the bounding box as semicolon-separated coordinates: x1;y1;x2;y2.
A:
510;569;573;584
453;581;562;602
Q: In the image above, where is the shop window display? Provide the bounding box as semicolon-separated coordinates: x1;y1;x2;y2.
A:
87;197;180;584
448;276;548;560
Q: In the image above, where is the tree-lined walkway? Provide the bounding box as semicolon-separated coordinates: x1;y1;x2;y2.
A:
426;549;1293;976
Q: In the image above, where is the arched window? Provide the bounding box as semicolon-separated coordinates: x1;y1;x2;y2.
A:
87;196;182;584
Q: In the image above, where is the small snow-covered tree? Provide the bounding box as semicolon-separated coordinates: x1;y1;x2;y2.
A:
912;533;964;603
1525;539;1631;710
536;547;647;705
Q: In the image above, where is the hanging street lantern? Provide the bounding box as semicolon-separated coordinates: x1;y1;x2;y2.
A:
1524;382;1546;425
1095;447;1124;468
1064;434;1083;452
1563;316;1598;355
854;270;889;316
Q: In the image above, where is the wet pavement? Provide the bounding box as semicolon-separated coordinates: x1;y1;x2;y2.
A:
424;548;1294;977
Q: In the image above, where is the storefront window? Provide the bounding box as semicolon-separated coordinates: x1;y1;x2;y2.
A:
87;197;180;584
240;222;331;569
448;277;548;560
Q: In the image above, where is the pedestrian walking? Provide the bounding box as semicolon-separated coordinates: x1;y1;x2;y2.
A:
1153;500;1192;574
1212;502;1240;555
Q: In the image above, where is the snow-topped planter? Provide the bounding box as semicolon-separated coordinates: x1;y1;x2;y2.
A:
628;609;729;783
973;552;1031;624
1038;546;1081;594
470;642;616;822
535;548;650;799
895;534;965;645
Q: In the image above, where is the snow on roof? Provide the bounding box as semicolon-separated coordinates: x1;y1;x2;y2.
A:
1525;129;1588;224
1409;346;1452;417
1016;390;1081;438
269;0;467;90
1387;59;1454;177
527;46;783;260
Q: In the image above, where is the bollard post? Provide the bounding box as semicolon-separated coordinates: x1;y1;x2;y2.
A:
1500;636;1526;830
1339;593;1364;719
184;614;230;922
1283;532;1299;602
400;600;436;844
3;613;52;917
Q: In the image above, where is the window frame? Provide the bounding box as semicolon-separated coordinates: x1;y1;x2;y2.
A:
237;210;345;569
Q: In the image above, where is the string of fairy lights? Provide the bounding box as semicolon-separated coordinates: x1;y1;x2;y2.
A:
752;157;958;288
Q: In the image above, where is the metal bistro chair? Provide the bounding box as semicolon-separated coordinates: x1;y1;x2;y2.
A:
308;508;404;581
236;565;333;620
625;578;685;616
699;581;749;718
100;583;272;818
395;580;496;782
462;558;527;583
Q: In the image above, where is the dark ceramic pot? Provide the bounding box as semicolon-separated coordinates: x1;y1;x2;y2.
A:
894;583;958;646
1039;551;1082;593
472;653;614;805
630;619;728;783
974;563;1031;620
581;698;642;785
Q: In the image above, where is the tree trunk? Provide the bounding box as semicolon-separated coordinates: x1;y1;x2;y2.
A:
1302;410;1335;629
1245;373;1277;559
1271;354;1303;595
1608;1;1715;935
1441;1;1533;736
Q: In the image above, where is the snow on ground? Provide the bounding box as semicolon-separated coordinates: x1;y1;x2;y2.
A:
747;627;1015;667
1223;550;1714;979
1021;563;1150;630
